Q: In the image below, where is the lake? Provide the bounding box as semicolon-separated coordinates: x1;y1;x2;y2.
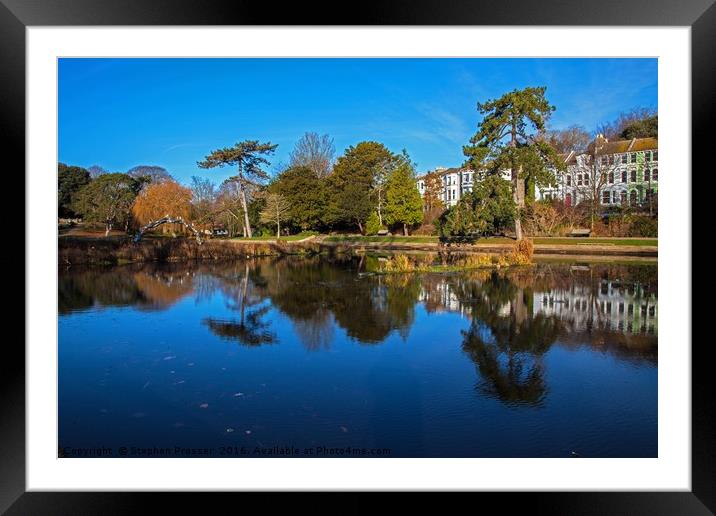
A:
58;256;657;458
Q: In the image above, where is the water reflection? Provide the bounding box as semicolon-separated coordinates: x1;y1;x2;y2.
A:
59;257;657;405
59;256;657;457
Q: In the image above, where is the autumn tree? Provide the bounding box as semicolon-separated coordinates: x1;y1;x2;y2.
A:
326;141;395;233
131;180;193;231
288;132;335;178
383;161;423;235
58;163;90;218
260;192;291;239
72;173;143;236
463;87;561;240
198;140;278;238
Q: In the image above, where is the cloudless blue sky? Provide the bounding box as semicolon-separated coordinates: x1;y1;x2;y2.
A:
59;58;657;184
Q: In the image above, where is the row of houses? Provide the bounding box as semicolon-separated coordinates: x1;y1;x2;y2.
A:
416;136;659;209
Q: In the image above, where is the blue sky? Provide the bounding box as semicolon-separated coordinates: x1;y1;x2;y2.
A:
59;58;657;184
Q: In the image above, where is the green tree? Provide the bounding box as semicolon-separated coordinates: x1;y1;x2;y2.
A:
198;140;278;238
365;211;382;235
259;192;290;239
463;87;561;240
620;115;658;139
72;173;143;236
270;166;327;231
384;162;423;235
58;163;90;218
327;141;395;233
436;175;514;238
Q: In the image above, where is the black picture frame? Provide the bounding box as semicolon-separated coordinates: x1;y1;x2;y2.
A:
2;0;711;513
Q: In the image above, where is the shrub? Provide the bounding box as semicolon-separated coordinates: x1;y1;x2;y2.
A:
628;215;658;237
365;211;383;236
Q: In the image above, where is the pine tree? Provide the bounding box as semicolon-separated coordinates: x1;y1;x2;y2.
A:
198;140;278;238
463;87;561;240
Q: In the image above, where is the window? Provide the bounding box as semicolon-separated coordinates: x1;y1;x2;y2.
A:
577;174;582;186
602;191;611;204
629;190;638;205
584;174;590;185
653;151;658;161
621;171;627;183
566;175;572;186
653;168;658;181
644;169;650;181
621;154;628;164
630;170;637;182
630;153;637;163
645;151;651;162
608;155;614;165
620;191;627;204
608;172;614;184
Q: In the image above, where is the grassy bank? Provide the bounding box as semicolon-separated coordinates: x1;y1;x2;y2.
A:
367;240;534;274
58;236;324;265
324;235;657;247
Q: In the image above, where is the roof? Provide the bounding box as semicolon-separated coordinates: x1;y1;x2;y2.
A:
589;136;658;155
417;167;466;179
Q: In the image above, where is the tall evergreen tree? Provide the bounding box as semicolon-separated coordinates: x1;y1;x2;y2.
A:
327;141;395;233
198;140;278;238
384;162;423;236
270;166;327;232
58;163;90;218
463;87;561;240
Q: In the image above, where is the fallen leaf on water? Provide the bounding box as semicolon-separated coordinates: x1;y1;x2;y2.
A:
199;403;209;409
245;430;252;435
340;426;348;433
226;428;235;433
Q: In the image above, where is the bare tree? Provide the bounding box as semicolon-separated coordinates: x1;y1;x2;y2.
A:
544;125;591;153
288;132;335;178
260;192;291;239
595;107;657;141
569;149;621;231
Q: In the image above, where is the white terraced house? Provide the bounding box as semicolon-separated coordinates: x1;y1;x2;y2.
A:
416;135;658;210
416;166;510;208
537;135;659;208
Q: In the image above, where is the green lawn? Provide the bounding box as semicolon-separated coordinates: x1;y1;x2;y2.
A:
232;232;318;242
323;235;657;246
323;235;439;244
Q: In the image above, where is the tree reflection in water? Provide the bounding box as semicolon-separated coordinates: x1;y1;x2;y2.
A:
451;271;561;406
59;257;657;394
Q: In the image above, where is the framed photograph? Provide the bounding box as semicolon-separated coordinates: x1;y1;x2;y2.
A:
4;0;712;513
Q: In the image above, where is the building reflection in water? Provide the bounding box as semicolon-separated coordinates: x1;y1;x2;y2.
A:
59;257;657;406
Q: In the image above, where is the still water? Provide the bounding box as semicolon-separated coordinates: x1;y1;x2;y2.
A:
59;256;657;458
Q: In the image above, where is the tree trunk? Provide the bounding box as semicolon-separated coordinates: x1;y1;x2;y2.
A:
403;223;408;236
513;167;524;240
238;184;252;238
510;123;524;241
377;189;383;226
277;219;280;239
358;221;364;235
105;222;112;237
